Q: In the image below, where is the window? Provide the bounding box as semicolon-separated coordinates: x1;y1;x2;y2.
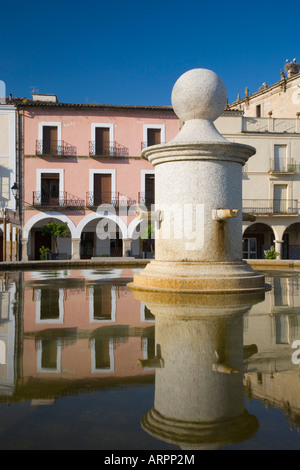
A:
91;338;115;373
140;170;155;208
143;125;165;148
273;184;287;213
242;238;257;259
38;122;62;156
89;285;116;322
256;105;261;118
43;126;58;154
36;288;64;324
91;124;114;156
36;169;64;206
274;145;287;172
94;173;112;205
37;338;62;373
88;169;116;207
41;173;60;206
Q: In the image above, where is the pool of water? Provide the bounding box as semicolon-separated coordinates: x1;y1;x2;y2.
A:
1;267;300;450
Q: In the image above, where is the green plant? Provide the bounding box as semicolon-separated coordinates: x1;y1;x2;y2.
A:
42;221;68;254
264;245;279;259
141;223;155;240
39;246;51;260
287;164;295;172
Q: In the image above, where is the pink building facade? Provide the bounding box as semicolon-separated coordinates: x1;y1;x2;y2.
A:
20;97;179;260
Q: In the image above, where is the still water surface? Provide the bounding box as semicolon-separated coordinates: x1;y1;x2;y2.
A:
0;268;300;450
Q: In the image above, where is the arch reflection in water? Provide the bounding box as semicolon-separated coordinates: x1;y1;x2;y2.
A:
134;290;265;450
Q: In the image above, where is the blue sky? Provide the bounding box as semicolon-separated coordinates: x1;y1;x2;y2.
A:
1;0;299;106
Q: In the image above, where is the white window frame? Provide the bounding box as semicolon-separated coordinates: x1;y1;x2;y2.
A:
91;123;114;156
141;169;155;195
143;124;165;147
35;288;65;324
37;169;64;206
37;339;62;373
89;285;116;323
38;121;62;154
91;338;115;373
89;169;116;194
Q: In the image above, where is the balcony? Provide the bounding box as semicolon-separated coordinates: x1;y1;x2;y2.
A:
243;199;299;215
242;117;300;133
36;140;76;157
33;191;85;209
269;158;299;175
89;141;129;157
86;192;136;208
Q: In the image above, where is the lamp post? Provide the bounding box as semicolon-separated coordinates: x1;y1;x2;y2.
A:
11;182;19;261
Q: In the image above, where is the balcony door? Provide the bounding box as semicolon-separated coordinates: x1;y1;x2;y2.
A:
41;173;60;206
94;173;112;206
95;127;110;156
242;238;257;259
273;184;287;213
147;128;161;146
43;126;58;155
274;145;287;172
145;174;155;208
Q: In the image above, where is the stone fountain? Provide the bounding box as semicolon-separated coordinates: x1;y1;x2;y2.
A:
128;68;270;449
129;68;269;294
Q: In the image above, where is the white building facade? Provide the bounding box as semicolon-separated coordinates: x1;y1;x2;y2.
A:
216;111;300;259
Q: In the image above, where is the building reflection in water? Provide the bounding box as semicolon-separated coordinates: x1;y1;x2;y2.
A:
1;270;300;447
244;274;300;430
0;269;155;405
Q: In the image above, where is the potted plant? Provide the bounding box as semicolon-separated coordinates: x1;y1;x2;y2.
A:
264;245;279;259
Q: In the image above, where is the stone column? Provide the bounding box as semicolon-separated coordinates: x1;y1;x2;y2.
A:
21;238;28;261
71;238;81;260
122;238;132;257
275;240;284;259
130;68;267;294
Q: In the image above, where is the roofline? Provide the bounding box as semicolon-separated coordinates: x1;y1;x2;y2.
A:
229;71;300;107
13;100;175;112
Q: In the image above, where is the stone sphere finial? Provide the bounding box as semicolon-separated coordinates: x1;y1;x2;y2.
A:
171;68;227;122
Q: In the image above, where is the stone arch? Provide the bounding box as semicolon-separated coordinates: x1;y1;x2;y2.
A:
243;223;275;259
77;212;128;259
283;222;300;259
23;212;77;239
77;212;128;240
24;212;76;260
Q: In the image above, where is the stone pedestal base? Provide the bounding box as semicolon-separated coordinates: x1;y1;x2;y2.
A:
128;260;269;294
142;407;258;450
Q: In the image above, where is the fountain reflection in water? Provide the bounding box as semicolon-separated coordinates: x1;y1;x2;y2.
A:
135;291;265;449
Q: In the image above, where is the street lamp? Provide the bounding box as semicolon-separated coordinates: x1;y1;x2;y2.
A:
11;182;18;200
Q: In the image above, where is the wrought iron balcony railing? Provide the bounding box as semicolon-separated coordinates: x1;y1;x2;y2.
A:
36;140;76;157
89;141;129;157
243;199;298;215
86;192;136;208
33;191;85;209
269;158;299;174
